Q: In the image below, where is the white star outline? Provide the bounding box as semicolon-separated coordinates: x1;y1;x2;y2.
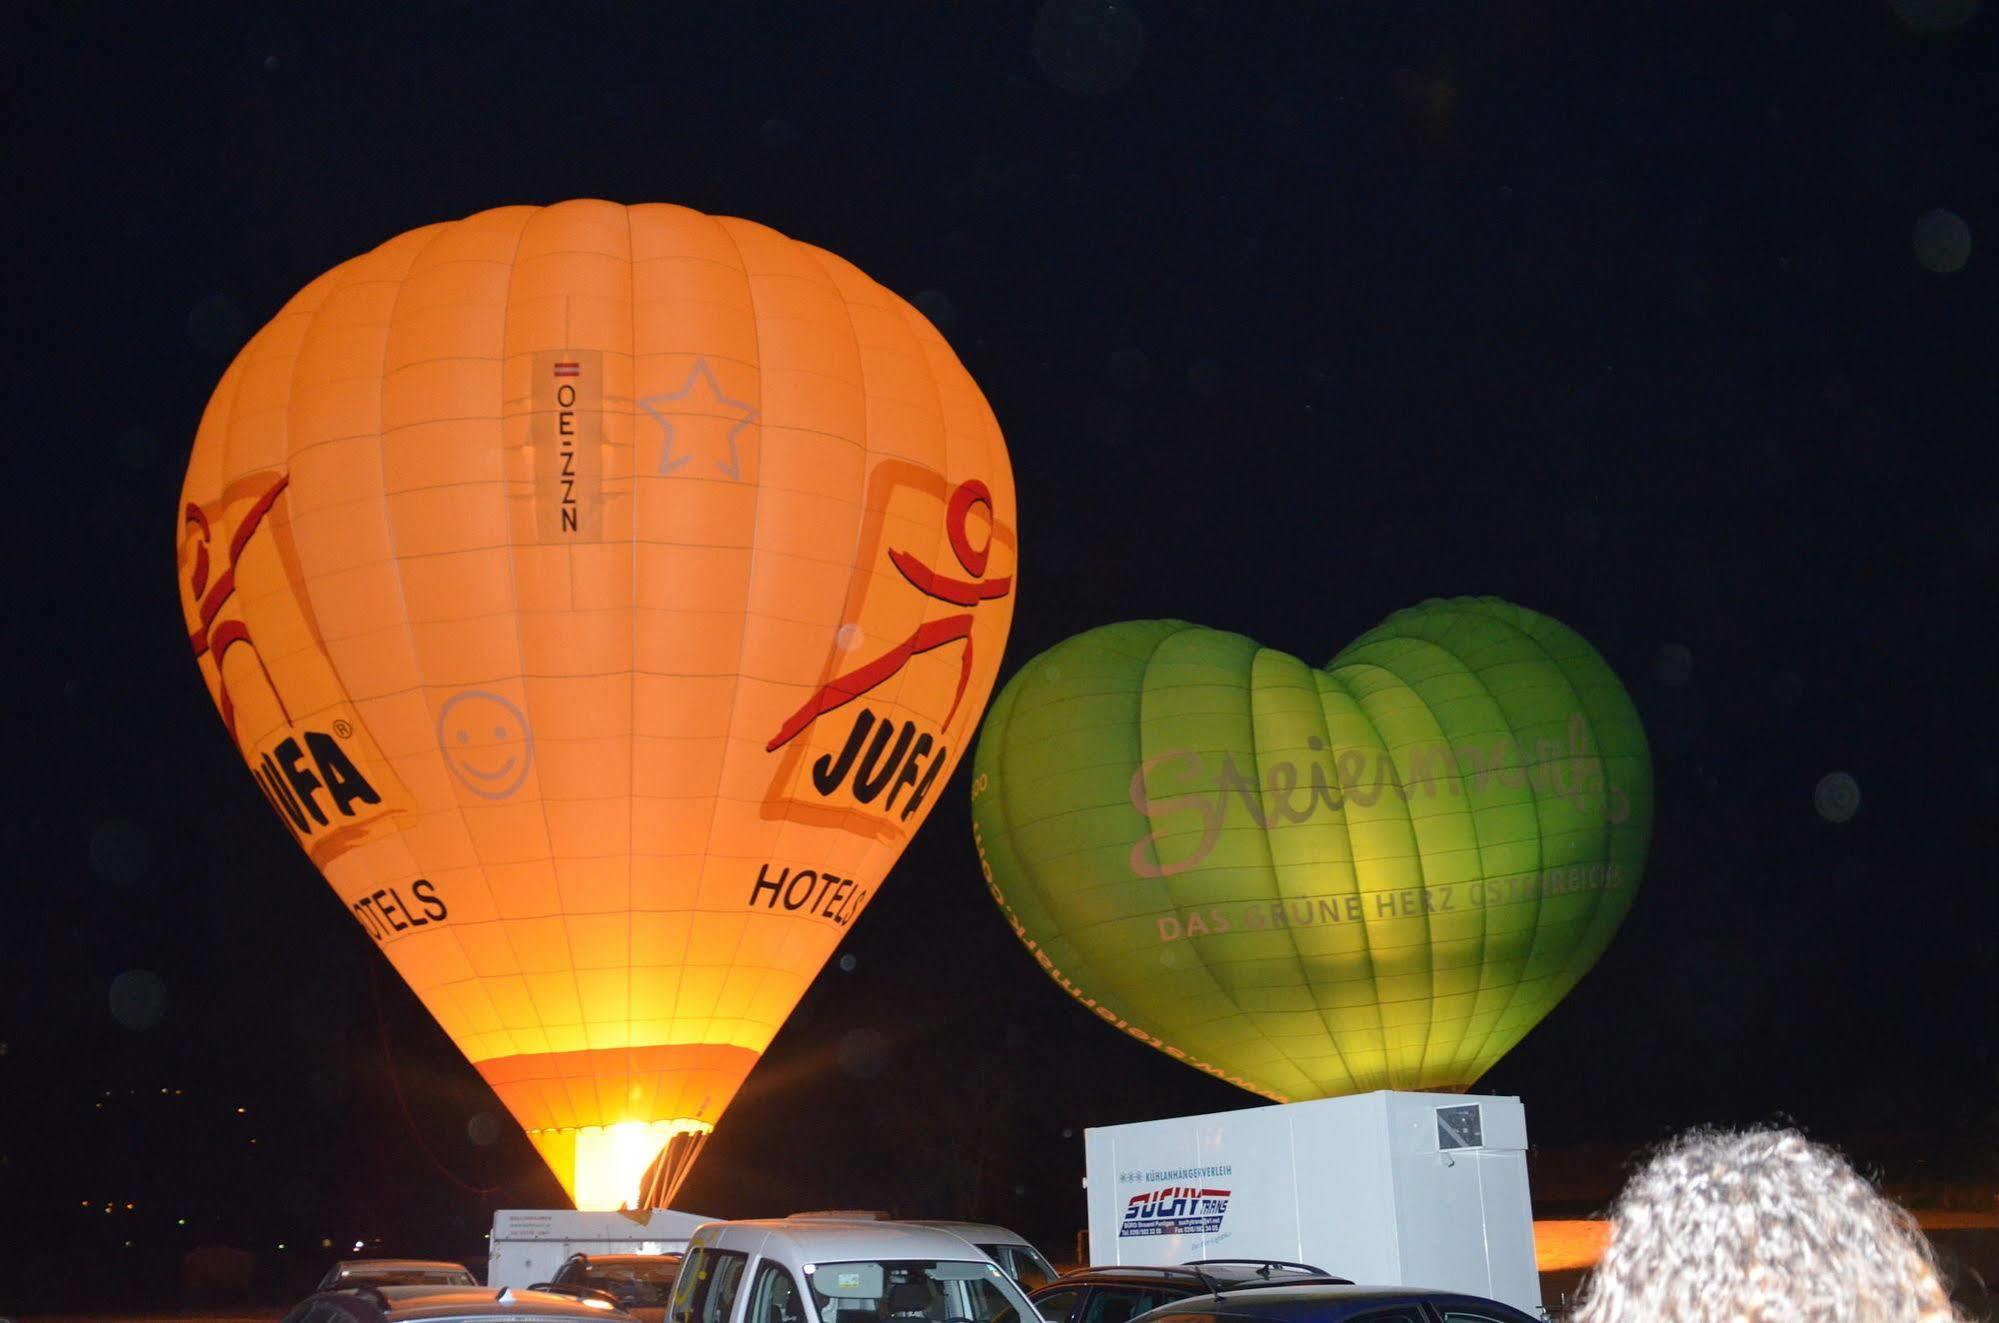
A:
639;358;759;481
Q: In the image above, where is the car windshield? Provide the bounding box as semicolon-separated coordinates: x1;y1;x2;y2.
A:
585;1261;681;1286
805;1259;1030;1323
347;1269;476;1286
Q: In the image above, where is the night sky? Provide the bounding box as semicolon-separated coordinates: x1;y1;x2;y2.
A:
8;1;1997;1309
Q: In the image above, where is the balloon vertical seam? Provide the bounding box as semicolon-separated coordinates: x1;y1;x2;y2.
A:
1243;643;1360;1101
1260;651;1364;1098
471;207;545;1066
1134;627;1297;1081
692;214;769;1060
1426;601;1585;1076
621;201;640;1115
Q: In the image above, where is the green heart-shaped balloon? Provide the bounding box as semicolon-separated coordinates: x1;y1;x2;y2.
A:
969;597;1652;1100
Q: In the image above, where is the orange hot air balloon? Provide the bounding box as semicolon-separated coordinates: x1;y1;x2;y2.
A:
176;200;1018;1210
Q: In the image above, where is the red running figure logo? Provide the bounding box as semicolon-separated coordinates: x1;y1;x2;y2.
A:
183;473;292;741
767;479;1013;753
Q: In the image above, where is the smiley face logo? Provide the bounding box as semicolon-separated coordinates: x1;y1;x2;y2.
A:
436;690;534;800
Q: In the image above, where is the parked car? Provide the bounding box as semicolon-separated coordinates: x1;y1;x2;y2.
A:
671;1216;1042;1323
536;1252;684;1321
319;1261;482;1291
280;1283;635;1323
895;1222;1058;1291
1030;1262;1351;1323
1129;1281;1542;1323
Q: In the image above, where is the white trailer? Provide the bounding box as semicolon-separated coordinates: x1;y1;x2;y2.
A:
1083;1091;1541;1316
487;1208;717;1288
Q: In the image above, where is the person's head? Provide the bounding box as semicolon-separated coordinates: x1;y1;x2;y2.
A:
1573;1126;1962;1323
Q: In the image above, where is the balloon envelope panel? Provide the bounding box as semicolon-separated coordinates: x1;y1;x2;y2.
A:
177;200;1016;1209
970;598;1648;1100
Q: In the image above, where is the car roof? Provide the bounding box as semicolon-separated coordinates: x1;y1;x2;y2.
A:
895;1221;1037;1247
1038;1263;1341;1292
569;1253;683;1263
334;1261;474;1273
336;1285;635;1320
699;1218;1008;1262
1146;1283;1508;1316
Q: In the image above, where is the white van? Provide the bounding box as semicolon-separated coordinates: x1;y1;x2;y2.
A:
670;1218;1042;1323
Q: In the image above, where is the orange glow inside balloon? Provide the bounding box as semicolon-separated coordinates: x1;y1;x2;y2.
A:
177;201;1017;1209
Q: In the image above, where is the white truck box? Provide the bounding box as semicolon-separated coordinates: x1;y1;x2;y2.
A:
487;1208;717;1288
1083;1091;1540;1316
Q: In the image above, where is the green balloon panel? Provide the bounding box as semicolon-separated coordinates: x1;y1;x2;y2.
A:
970;597;1653;1100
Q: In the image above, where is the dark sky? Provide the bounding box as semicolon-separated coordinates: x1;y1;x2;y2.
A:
6;0;1996;1305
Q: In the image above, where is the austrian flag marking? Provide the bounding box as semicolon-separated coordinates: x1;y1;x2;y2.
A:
529;350;602;542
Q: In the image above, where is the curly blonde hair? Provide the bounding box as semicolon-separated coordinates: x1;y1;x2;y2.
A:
1572;1127;1962;1323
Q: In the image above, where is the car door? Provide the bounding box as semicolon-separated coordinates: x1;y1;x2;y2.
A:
1030;1284;1082;1323
745;1260;809;1323
675;1247;752;1323
1341;1309;1429;1323
1424;1302;1542;1323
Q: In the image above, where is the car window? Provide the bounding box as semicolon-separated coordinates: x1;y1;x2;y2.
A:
806;1259;1026;1323
1442;1311;1530;1323
569;1259;682;1306
674;1248;750;1323
1081;1287;1175;1323
979;1246;1054;1292
1347;1311;1427;1323
1031;1287;1081;1323
748;1262;808;1323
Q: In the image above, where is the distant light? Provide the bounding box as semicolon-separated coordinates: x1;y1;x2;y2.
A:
1815;771;1861;823
466;1111;502;1147
125;1203;134;1210
323;1238;333;1248
1651;643;1694;688
81;1200;90;1207
279;1243;287;1251
178;1218;187;1226
1913;208;1972;273
355;1240;365;1251
236;1107;247;1115
1888;0;1982;35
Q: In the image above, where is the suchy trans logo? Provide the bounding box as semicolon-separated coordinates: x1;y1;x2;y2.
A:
1120;1185;1232;1237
